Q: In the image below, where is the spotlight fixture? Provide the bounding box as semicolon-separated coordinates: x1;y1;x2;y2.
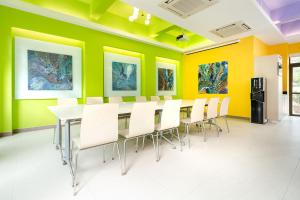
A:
128;7;139;22
145;14;151;25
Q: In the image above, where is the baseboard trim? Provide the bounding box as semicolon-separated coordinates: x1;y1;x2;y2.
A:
13;125;56;134
0;122;83;137
227;115;250;120
0;132;13;137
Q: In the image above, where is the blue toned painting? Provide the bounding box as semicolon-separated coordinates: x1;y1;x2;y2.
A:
28;50;73;90
158;68;174;91
112;61;137;91
198;61;228;94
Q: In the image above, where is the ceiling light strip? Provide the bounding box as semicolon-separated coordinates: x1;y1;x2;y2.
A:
184;39;240;55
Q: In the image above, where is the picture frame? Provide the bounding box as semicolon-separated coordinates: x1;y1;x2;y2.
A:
156;62;177;96
198;61;228;94
104;52;141;97
14;37;82;99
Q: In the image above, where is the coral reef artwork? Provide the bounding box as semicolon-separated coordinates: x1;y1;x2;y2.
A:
158;68;174;91
198;61;228;94
112;61;137;91
28;50;73;90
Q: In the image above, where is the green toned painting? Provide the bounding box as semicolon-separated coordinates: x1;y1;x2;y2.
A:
198;61;228;94
28;50;73;90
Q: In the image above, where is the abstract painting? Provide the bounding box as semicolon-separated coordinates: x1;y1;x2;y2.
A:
198;61;228;94
104;52;141;97
158;68;174;91
112;61;137;91
156;62;176;96
28;50;73;90
15;37;82;99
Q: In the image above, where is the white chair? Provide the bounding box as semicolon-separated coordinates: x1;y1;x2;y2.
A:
136;96;147;102
151;96;160;102
86;97;103;105
119;102;157;174
181;98;207;147
109;96;123;103
71;104;120;194
219;97;230;133
53;98;78;146
164;96;172;100
204;98;220;141
155;100;182;161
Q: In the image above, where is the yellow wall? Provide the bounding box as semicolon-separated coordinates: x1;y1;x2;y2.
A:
183;36;255;118
183;36;300;118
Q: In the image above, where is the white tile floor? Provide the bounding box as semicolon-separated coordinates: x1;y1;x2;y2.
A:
1;117;300;200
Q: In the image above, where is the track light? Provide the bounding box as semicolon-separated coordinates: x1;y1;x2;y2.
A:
129;7;139;22
145;14;151;25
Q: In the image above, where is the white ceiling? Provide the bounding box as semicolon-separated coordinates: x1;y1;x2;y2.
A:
123;0;288;45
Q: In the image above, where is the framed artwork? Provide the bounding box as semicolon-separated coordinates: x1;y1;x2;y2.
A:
156;62;176;96
104;52;141;97
15;37;82;99
198;61;228;94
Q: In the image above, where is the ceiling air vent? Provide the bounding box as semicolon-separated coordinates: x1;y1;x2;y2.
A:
211;21;252;38
159;0;219;18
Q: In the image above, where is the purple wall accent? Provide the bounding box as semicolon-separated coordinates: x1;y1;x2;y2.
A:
280;20;300;36
256;0;271;16
271;2;300;24
262;0;300;10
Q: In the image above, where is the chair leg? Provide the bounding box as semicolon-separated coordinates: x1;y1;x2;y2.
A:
112;143;116;160
186;124;191;148
202;122;207;142
115;142;122;175
156;132;160;162
73;151;79;195
142;136;146;150
135;137;139;153
122;139;127;175
150;134;157;161
53;127;56;145
225;116;230;133
102;145;106;163
214;119;220;137
176;128;182;152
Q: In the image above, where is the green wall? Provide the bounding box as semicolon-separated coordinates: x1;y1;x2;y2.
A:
0;6;183;133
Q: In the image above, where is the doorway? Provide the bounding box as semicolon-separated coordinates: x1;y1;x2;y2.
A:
289;56;300;116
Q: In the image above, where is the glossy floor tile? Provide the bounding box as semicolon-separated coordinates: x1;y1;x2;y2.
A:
0;117;299;200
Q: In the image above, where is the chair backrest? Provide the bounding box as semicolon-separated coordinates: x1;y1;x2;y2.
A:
190;98;207;123
79;104;119;149
151;96;160;102
86;97;103;105
109;96;122;103
128;102;156;137
206;98;219;119
136;96;147;102
164;96;172;100
57;98;78;106
160;100;182;130
219;97;230;116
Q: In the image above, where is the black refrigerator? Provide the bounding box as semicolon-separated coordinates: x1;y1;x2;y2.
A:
251;77;267;124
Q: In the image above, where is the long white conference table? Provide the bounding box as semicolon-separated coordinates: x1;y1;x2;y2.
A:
48;100;195;166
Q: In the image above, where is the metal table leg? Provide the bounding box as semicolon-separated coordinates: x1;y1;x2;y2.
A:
54;119;62;150
63;120;71;165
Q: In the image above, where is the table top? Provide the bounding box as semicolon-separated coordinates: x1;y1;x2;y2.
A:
48;100;195;121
